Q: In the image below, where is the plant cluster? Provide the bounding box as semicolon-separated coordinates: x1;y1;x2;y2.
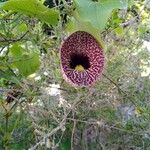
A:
0;0;150;149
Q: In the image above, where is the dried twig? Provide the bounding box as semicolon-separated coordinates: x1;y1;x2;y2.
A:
29;93;83;150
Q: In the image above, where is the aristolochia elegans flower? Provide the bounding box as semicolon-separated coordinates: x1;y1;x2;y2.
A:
60;31;105;87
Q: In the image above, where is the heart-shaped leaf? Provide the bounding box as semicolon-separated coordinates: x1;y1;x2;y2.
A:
74;0;128;31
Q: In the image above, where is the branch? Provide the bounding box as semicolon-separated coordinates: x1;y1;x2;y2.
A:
67;118;146;136
29;93;84;150
102;73;125;94
102;73;136;105
0;31;29;44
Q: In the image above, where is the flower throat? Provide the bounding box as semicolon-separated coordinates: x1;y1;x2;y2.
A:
70;53;90;72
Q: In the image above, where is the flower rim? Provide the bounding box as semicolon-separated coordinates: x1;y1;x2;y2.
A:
60;31;105;87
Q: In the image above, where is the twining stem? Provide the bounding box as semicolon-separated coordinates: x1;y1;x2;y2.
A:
102;73;136;105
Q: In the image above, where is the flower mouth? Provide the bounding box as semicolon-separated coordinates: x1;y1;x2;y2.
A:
60;31;105;87
69;53;90;72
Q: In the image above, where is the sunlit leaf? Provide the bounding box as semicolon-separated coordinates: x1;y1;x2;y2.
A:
10;43;40;77
1;0;59;26
74;0;128;31
17;23;28;33
115;26;124;35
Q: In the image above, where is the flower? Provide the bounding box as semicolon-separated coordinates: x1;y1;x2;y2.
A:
60;31;105;87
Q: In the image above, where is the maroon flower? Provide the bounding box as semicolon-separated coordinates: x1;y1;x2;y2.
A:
60;31;105;87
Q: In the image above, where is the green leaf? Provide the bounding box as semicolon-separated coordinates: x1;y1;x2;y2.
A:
115;26;124;35
74;0;128;31
0;69;15;80
58;138;71;150
1;0;59;26
138;24;149;35
65;18;105;48
12;23;28;36
10;43;23;56
10;43;40;77
128;0;135;7
17;23;28;33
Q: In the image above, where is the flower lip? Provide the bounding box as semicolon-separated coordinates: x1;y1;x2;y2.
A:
69;53;90;70
60;31;105;87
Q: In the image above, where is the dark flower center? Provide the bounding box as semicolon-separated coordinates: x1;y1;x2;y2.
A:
69;53;90;70
92;0;98;2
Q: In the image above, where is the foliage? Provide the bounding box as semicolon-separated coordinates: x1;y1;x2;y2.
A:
9;43;40;77
0;0;150;150
74;0;128;31
1;0;59;26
